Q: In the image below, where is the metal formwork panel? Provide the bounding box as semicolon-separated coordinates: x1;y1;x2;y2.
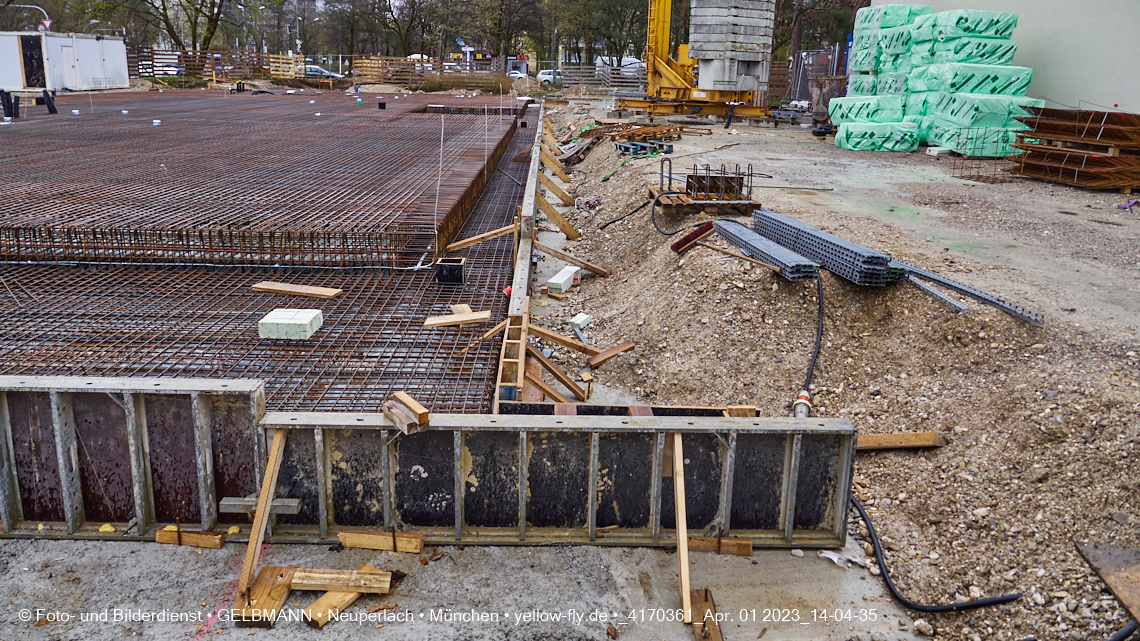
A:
752;208;899;286
713;219;818;281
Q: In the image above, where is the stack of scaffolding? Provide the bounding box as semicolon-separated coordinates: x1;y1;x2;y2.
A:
831;4;1044;156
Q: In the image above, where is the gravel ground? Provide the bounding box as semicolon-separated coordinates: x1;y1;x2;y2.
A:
535;101;1140;641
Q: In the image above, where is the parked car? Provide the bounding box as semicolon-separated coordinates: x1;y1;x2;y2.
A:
506;69;528;81
536;69;562;87
305;65;344;79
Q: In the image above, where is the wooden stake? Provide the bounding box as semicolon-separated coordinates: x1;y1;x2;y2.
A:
535;192;581;240
537;170;573;205
525;343;587;401
524;370;572;404
540;147;571;182
529;325;603;356
534;240;610;277
674;432;692;623
445;224;517;252
587;340;635;368
236;429;288;609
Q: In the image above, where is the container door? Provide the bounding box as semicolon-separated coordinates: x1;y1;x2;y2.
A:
19;35;45;88
60;45;78;89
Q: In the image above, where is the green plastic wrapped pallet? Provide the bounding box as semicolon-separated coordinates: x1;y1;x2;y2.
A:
908;63;1032;95
847;74;877;96
836;123;919;152
878;25;915;55
926;119;1022;157
854;5;885;31
876;72;908;95
849;48;878;73
877;51;914;74
828;95;904;124
930;92;1043;128
904;90;938;117
852;30;880;53
934;9;1018;40
911;13;937;42
933;38;1018;65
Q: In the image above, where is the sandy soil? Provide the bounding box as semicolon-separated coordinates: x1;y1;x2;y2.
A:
537;101;1140;641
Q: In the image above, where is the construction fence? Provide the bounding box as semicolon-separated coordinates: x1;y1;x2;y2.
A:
128;48;305;80
352;56;500;86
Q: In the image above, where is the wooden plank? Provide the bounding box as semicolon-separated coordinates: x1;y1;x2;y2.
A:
535;192;582;241
687;536;752;557
337;531;424;553
482;319;509;340
236;429;288;608
235;566;295;628
540;147;571;182
542;130;564;156
723;406;755;418
303;563;380;628
547;291;566;301
521;356;545;402
525;344;588;401
251;281;343;299
534;241;610;277
391;392;429;425
524;370;572;404
155;528;225;549
1077;542;1140;623
554;404;578;416
529;325;603;357
424;310;492;327
690;588;724;641
674;433;692;623
856;432;947;451
191;393;217;532
49;392;84;535
587;341;635;369
537;170;573;205
696;241;780;271
292;568;392;594
445;224;516;252
450;304;473;315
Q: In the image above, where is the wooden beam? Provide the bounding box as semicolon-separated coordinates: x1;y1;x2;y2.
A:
525;344;587;401
856;432;947;451
529;325;603;357
236;429;288;608
520;356;545;402
587;341;635;369
251;281;343;299
536;170;573;205
723;406;755;418
554;404;578;416
391;392;429;425
445;224;516;252
191;392;217;532
292;568;392;594
303;563;380;628
525;370;573;404
49;392;84;535
482;319;508;340
534;241;610;277
235;566;295;628
695;241;781;272
540;147;571;182
687;536;752;557
337;531;424;553
155;528;225;549
690;588;724;641
424;310;491;327
542;130;564;156
674;433;692;623
535;192;581;240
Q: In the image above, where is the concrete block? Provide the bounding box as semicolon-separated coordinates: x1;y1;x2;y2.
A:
258;308;324;339
547;266;580;294
570;313;592;330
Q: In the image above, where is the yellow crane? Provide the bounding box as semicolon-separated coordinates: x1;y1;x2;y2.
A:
620;0;772;118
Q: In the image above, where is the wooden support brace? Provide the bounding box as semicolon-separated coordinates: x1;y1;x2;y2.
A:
542;130;564;156
540;147;571;182
525;343;587;401
235;566;295;628
292;568;392;593
525;370;572;404
587;341;635;369
857;431;947;451
236;429;288;609
537;170;573;205
520;356;545;402
534;241;610;277
529;325;603;357
391;392;429;425
535;192;581;240
303;563;380;628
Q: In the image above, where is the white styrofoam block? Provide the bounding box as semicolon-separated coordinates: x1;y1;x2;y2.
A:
570;313;593;330
547;266;580;293
926;146;953;156
258;308;323;340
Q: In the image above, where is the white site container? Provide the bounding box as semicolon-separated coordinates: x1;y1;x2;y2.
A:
547;266;580;294
258;309;324;340
0;31;129;92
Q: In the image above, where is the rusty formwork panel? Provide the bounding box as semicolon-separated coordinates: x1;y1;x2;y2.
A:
0;377;855;549
0;92;525;268
0;98;537;415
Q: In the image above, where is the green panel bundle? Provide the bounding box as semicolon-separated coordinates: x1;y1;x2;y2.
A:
836;123;920;152
839;6;1036;157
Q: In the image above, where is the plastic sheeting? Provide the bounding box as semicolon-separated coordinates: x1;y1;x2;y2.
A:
847;74;877;96
933;9;1018;40
926;119;1024;156
876;72;909;95
930;91;1043;128
908;63;1031;95
836;123;919;152
933;37;1018;65
829;95;905;124
878;25;915;55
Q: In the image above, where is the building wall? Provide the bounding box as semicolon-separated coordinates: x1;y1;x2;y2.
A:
871;0;1140;112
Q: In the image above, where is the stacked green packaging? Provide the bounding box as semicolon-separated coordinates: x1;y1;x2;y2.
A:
840;6;1036;156
836;123;919;152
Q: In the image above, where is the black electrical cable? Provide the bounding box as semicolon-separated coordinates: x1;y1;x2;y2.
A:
852;497;1023;613
802;271;824;392
1107;620;1139;641
650;191;704;236
599;200;650;230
